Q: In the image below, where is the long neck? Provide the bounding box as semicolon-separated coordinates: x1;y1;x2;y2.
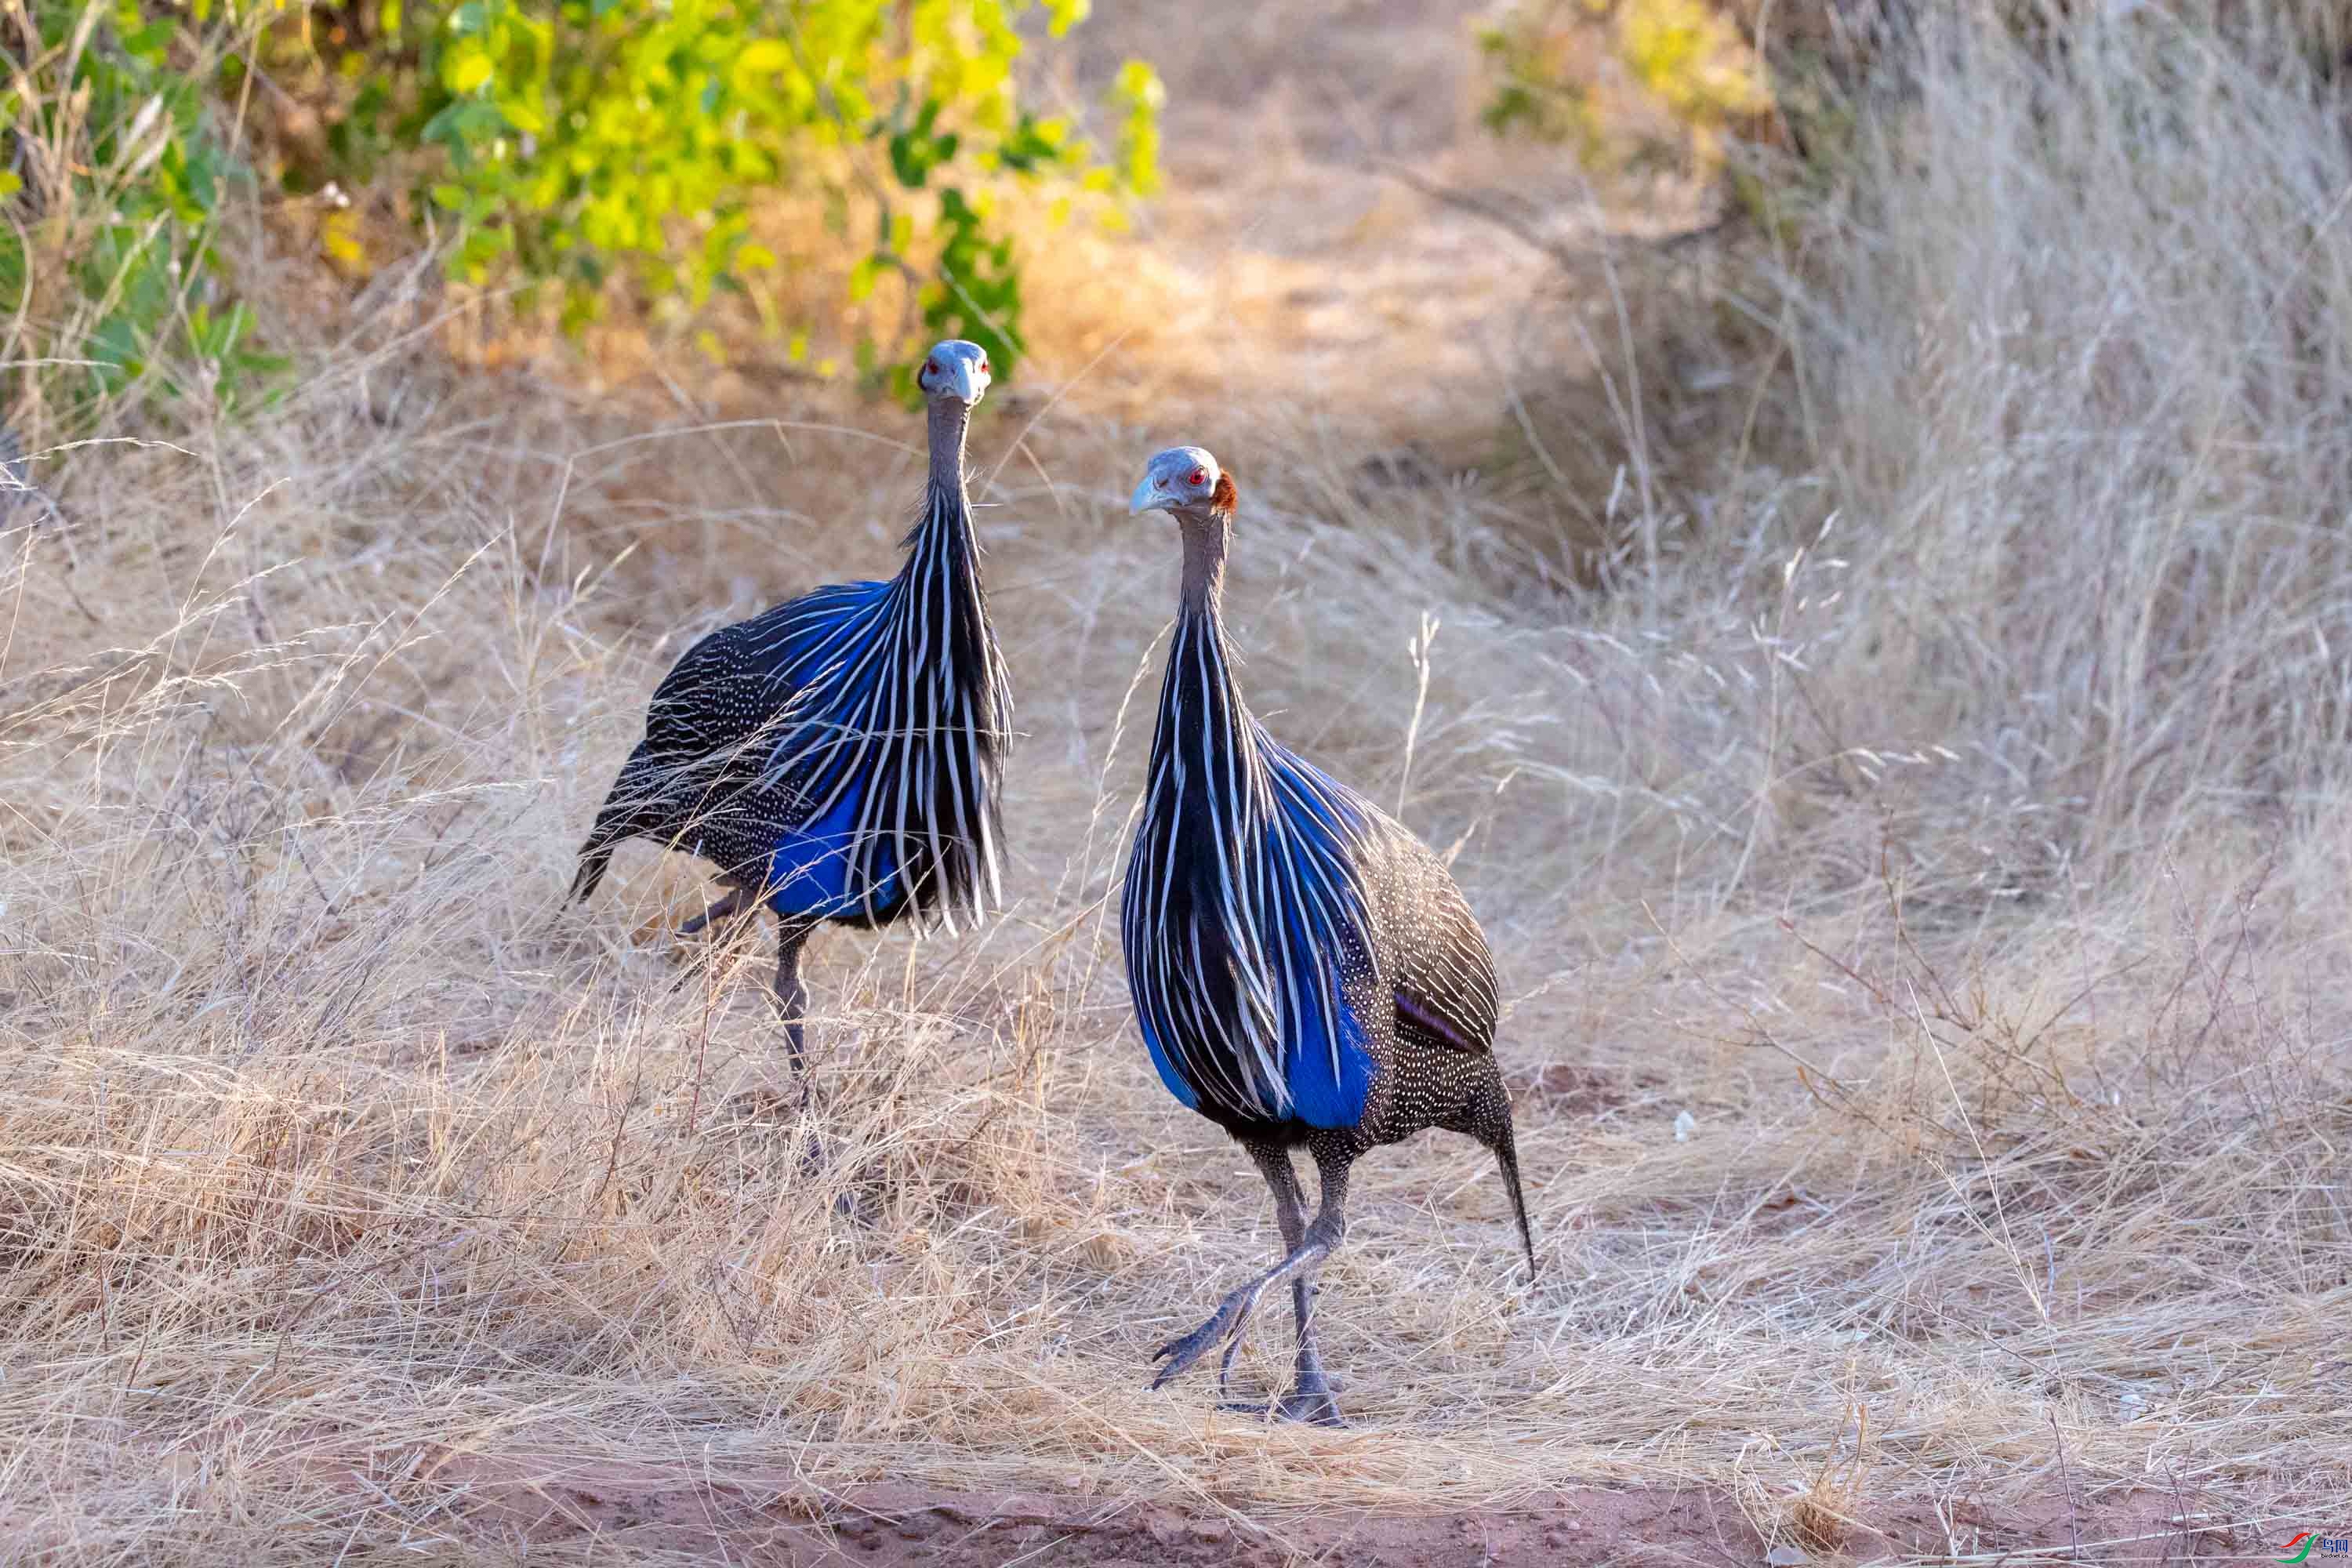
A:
892;398;996;706
925;397;971;500
904;398;980;586
1153;509;1260;792
1178;508;1230;619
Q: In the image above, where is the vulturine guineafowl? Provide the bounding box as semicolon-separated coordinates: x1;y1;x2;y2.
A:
1120;445;1536;1426
572;340;1014;1099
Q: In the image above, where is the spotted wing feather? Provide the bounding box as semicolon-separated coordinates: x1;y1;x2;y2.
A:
572;581;888;899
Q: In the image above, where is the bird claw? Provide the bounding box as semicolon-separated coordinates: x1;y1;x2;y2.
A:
1274;1386;1347;1427
1149;1283;1263;1391
1216;1389;1348;1428
679;885;757;938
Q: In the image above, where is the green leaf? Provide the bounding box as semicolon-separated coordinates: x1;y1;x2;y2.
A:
444;45;497;96
848;252;887;303
736;38;792;75
22;0;1156;424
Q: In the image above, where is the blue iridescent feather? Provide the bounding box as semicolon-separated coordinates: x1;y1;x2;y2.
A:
1261;747;1377;1127
765;781;905;919
572;479;1011;935
1120;594;1383;1130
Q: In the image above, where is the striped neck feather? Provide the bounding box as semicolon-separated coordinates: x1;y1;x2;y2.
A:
1154;514;1270;815
768;395;1007;927
903;399;978;561
882;410;1004;820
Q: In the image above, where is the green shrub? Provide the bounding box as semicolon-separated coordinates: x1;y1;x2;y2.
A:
1479;0;1768;172
0;0;1160;434
0;0;285;430
310;0;1163;390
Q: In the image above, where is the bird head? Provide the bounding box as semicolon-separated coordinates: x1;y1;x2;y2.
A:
1130;446;1236;520
915;339;991;407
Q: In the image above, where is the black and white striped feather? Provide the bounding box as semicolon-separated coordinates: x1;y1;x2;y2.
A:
1120;590;1501;1131
572;479;1011;933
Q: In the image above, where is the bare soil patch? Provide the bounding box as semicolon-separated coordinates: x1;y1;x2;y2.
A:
361;1457;2248;1566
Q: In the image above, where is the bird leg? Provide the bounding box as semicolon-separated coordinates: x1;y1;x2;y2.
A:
679;880;757;937
1210;1143;1305;1404
773;923;813;1108
666;880;774;1010
771;922;833;1182
1149;1236;1328;1396
1153;1145;1352;1425
1208;1142;1347;1425
1273;1269;1344;1427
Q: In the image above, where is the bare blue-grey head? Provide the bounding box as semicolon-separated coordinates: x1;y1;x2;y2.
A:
914;339;993;494
1128;445;1221;517
1131;445;1240;607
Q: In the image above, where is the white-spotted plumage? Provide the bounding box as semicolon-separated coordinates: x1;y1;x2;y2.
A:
572;340;1011;938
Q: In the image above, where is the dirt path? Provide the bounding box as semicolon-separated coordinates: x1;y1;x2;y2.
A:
424;1461;2249;1565
1062;0;1679;451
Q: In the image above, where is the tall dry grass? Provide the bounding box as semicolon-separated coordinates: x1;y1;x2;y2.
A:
2;5;2349;1561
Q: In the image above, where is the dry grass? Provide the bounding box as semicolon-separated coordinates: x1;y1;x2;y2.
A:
5;5;2352;1563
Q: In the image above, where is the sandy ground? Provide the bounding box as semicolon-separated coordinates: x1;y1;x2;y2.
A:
397;1465;2227;1565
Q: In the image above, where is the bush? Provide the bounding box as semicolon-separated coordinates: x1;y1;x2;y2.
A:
0;0;285;431
291;0;1160;389
1477;0;1769;174
0;0;1160;430
1478;0;2352;886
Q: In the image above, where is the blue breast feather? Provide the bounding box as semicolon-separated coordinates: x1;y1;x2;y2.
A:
765;780;903;917
1263;749;1377;1127
746;579;893;693
1134;741;1381;1129
1136;1020;1202;1110
742;579;909;918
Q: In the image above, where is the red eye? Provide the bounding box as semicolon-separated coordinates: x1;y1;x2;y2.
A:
1188;467;1207;486
924;359;938;378
978;359;989;375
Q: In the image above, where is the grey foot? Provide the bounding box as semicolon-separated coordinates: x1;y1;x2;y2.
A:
1276;1385;1346;1426
1150;1286;1261;1392
679;883;760;938
793;1133;866;1222
1217;1388;1348;1427
721;1086;835;1189
721;1079;815;1121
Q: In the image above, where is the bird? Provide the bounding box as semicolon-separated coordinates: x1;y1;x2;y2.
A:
570;339;1014;1100
1120;445;1536;1426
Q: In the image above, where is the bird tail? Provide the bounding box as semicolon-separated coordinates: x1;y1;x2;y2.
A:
1472;1066;1539;1279
572;750;657;903
570;837;617;904
1492;1117;1538;1281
